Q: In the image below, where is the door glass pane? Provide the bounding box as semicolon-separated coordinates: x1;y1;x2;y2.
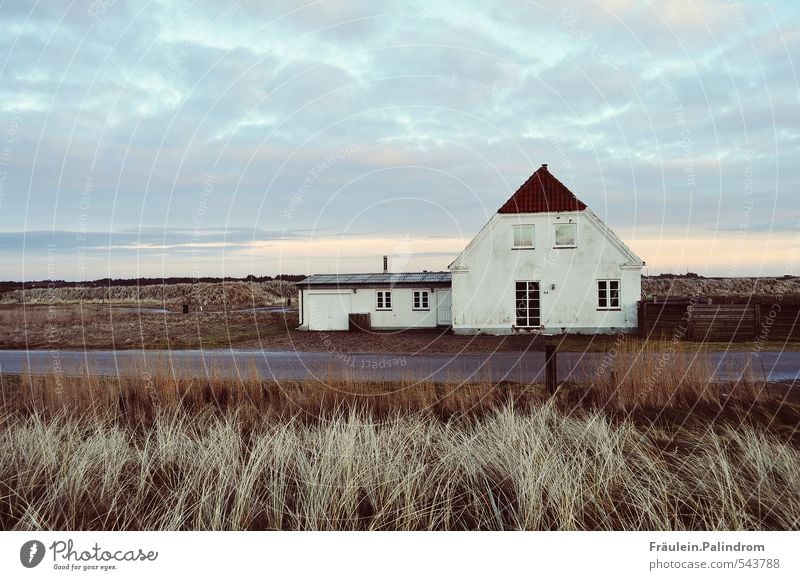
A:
515;281;540;327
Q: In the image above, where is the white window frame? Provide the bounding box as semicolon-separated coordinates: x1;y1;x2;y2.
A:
554;222;577;248
376;290;392;311
412;290;430;311
597;279;621;310
512;224;535;249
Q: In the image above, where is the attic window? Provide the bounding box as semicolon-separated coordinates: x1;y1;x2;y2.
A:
554;223;577;247
512;224;534;248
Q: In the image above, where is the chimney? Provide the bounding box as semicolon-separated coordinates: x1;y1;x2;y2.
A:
541;163;548;170
383;255;388;273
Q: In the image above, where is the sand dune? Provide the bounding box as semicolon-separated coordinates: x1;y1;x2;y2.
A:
642;276;800;300
0;280;297;309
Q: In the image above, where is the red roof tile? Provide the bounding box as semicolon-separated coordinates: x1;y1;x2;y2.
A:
498;164;587;214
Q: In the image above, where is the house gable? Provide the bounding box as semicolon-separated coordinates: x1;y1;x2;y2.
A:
449;164;644;271
448;214;497;271
583;208;644;267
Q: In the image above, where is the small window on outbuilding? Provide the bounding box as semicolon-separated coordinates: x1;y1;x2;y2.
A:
413;290;429;310
512;224;535;248
554;223;577;247
376;290;392;310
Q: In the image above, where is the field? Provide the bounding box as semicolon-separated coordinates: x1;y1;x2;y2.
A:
0;304;295;350
1;342;798;531
2;275;800;351
5;303;796;352
0;279;301;349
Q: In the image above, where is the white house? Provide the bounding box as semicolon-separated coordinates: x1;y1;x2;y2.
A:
297;164;644;334
297;270;452;331
449;164;644;335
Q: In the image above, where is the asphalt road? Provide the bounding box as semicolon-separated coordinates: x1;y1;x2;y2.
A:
0;348;797;384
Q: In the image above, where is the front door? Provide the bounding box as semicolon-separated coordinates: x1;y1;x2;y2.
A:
437;289;452;325
515;281;541;327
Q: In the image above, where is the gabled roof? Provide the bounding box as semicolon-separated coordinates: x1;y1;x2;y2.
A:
299;271;451;287
497;164;587;214
449;164;645;270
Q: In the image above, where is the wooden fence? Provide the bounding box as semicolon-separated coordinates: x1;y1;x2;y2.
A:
348;313;371;331
639;297;800;342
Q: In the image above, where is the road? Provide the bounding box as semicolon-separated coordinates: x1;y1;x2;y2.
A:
0;348;797;384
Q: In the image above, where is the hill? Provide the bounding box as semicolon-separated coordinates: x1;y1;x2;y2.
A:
0;280;297;309
642;275;800;302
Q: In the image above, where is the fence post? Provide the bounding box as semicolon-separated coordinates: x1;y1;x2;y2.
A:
753;303;761;340
640;302;649;338
686;303;695;342
545;344;557;394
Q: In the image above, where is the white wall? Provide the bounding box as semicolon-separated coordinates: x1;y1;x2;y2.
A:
299;287;447;330
450;211;642;335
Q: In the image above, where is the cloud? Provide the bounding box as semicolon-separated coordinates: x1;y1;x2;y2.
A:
1;0;798;278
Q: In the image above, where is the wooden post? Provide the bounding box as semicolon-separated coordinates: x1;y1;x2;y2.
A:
753;303;761;340
640;302;649;338
545;344;557;394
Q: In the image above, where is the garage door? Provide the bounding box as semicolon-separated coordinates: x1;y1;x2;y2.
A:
308;293;351;331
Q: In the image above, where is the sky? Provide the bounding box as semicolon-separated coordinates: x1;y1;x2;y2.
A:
1;0;799;280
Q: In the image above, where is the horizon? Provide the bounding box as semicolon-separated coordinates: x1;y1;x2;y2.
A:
3;270;799;285
2;1;799;279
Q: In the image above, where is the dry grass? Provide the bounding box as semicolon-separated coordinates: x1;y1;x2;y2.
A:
0;304;297;350
0;304;87;327
1;351;798;531
574;336;773;410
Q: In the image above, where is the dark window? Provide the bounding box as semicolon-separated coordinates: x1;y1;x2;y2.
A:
376;291;392;310
597;280;620;309
413;290;429;310
515;281;541;327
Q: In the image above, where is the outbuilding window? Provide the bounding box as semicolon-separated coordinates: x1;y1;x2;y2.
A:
554;223;577;247
413;290;429;310
376;290;392;310
597;279;620;310
512;224;535;248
